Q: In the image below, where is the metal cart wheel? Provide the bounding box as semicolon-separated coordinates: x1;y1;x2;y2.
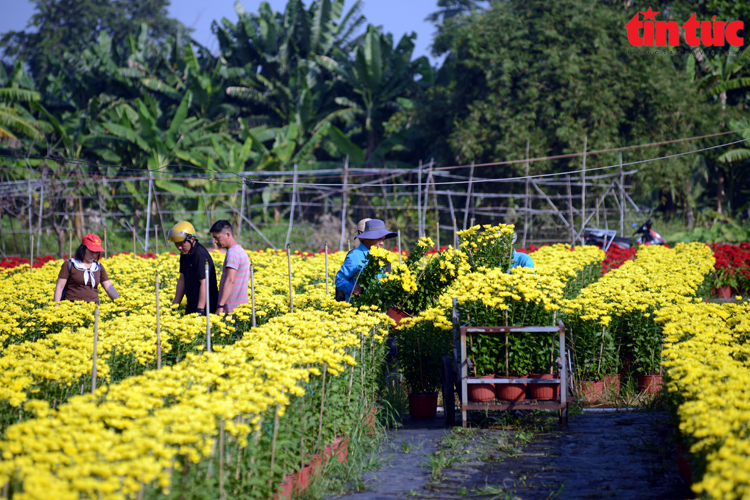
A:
441;355;456;425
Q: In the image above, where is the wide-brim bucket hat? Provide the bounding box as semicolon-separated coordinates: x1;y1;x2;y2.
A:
355;219;397;240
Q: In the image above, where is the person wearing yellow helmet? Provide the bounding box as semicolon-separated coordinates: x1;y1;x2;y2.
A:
168;221;219;316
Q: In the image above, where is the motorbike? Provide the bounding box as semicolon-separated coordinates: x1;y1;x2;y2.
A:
632;218;667;246
583;218;665;251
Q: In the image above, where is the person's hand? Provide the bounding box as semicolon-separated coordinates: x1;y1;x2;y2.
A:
352;285;364;296
216;307;225;315
54;302;60;307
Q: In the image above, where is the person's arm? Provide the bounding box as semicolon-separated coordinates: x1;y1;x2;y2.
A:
53;279;67;303
173;274;186;305
216;267;237;314
335;249;366;297
101;280;120;300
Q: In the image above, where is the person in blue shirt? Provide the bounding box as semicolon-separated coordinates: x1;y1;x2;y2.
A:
510;233;535;269
335;219;397;302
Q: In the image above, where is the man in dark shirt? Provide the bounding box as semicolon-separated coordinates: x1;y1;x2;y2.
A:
168;221;219;315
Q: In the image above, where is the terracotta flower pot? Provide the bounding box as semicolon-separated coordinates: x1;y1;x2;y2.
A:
714;285;732;298
580;380;605;402
386;307;413;327
468;375;496;402
293;465;313;494
408;393;438;419
677;444;693;484
494;376;526;402
637;374;663;395
325;437;348;464
363;407;377;435
274;474;295;500
527;373;560;400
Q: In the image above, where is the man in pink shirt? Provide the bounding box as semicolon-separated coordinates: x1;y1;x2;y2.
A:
210;220;250;315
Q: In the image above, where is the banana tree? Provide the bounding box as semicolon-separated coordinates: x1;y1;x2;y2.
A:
0;62;42;143
323;24;433;160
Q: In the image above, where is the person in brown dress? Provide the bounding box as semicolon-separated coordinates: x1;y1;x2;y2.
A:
53;233;120;304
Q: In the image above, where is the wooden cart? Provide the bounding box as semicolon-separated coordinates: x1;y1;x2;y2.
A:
441;299;570;428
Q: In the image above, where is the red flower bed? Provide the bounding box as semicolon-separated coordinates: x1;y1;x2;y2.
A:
709;242;750;293
602;246;637;275
0;255;59;269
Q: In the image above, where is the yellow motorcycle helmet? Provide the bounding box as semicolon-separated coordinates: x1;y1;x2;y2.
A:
168;221;197;243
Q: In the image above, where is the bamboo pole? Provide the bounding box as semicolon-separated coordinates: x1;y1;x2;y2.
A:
523;141;530;248
30;234;34;273
268;399;281;491
287;244;294;313
316;363;328;453
250;263;256;328
155;225;159;255
132;229;136;256
566;175;575;246
69;230;72;259
324;242;329;295
397;230;402;267
37;174;44;257
417;160;422;237
219;419;225;500
91;304;99;394
339;156;349;252
103;226;107;259
156;271;161;370
238;179;246;239
462;162;474;230
581;136;587;242
285;164;298;248
145;171;153;253
619;153;625;237
205;262;212;353
436;221;440;250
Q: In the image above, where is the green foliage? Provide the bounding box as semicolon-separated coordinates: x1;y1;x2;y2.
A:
395;316;451;394
0;0;187;78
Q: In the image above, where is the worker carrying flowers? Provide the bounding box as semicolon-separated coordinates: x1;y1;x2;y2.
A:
168;221;219;316
53;233;120;304
335;218;396;302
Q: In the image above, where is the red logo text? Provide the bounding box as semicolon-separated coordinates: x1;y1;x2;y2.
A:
625;7;744;47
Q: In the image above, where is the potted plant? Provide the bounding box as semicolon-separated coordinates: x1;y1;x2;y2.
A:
629;321;664;394
467;332;499;402
570;325;621;402
396;314;452;418
711;267;738;298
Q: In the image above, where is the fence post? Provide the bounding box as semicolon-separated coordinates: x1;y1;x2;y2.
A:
523;141;530;248
91;304;99;394
324;242;329;295
30;234;34;273
37;174;44;257
156;271;161;370
155;225;159;255
397;230;402;267
287;244;294;313
580;136;587;242
238;178;246;239
339;156;349;252
417;160;422;237
132;229;136;256
463;162;474;230
285;164;298;248
250;263;256;328
103;226;107;259
566;175;575;246
145;171;153;253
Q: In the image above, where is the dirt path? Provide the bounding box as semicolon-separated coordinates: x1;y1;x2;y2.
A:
333;410;692;500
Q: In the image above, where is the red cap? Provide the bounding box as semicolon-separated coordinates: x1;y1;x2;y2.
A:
82;234;104;252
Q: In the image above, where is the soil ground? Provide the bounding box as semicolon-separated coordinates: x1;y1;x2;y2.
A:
332;409;692;500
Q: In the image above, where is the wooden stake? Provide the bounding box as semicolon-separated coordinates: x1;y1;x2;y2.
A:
566;175;575;246
505;310;509;377
92;304;99;394
69;230;72;259
103;226;107;259
219;419;225;500
156;271;161;370
285;164;298;248
132;228;136;256
462;162;474;230
316;363;328;453
619;153;625;237
523;141;530;248
250;263;256;328
324;242;329;295
397;230;402;267
268;400;281;492
205;261;211;353
30;234;34;273
339;156;349;252
287;244;294;313
436;221;440;250
155;225;159;255
581;136;587;241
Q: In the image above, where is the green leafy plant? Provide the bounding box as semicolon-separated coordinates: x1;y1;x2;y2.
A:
396;314;452;394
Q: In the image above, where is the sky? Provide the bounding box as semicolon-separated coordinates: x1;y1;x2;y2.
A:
1;0;445;64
